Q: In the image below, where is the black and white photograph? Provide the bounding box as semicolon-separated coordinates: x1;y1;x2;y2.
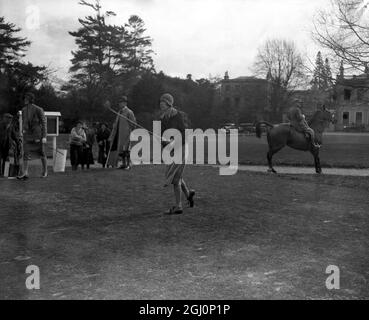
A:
0;0;368;304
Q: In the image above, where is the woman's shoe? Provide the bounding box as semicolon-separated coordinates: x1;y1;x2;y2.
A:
17;174;29;181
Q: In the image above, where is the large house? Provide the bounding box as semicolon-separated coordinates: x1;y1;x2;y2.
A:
218;71;331;125
218;72;270;124
334;64;369;131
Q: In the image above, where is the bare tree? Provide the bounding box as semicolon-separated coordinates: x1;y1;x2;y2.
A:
253;39;307;121
313;0;369;73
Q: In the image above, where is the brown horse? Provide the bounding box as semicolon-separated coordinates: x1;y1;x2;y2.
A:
255;107;334;174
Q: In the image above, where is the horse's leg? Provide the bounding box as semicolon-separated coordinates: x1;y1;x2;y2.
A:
0;153;5;176
267;147;283;173
267;149;275;173
316;153;322;174
0;157;3;176
311;148;322;174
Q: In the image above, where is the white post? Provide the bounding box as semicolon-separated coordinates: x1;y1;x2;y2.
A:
18;111;22;134
52;136;57;162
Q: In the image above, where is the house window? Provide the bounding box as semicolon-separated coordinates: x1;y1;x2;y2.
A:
356;112;363;125
234;97;240;106
344;89;351;100
357;88;365;101
342;112;349;126
224;97;231;107
225;85;230;92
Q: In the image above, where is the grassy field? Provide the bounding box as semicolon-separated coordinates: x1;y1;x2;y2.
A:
50;132;369;168
237;133;369;168
0;165;368;299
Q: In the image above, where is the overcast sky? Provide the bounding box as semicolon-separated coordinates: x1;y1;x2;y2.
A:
1;0;330;81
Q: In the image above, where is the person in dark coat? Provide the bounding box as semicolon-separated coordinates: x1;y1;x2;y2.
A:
69;121;86;171
159;93;195;215
105;96;136;169
17;92;48;180
0;113;13;176
81;122;95;170
96;123;111;168
9;114;22;176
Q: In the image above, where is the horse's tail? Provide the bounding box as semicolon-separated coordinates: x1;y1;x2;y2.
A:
255;121;274;138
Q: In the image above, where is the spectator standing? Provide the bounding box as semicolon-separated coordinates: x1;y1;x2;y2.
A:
0;113;13;176
81;122;95;170
96;123;111;168
17;92;48;180
70;121;86;171
105;95;136;170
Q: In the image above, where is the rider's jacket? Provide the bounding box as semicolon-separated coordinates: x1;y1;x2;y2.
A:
287;107;312;134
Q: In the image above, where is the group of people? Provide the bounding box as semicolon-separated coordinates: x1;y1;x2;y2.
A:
68;93;195;214
0;91;196;214
69;95;136;171
1;90;326;214
69;121;98;171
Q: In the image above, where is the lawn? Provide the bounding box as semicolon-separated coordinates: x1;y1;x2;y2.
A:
237;133;369;168
0;165;368;299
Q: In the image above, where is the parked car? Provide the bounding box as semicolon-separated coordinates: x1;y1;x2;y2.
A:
220;123;238;133
343;124;366;132
238;123;256;134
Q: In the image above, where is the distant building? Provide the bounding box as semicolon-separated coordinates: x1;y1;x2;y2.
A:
333;63;369;131
218;71;337;129
219;71;270;124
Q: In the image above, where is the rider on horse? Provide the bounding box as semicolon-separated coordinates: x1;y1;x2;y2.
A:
287;100;321;149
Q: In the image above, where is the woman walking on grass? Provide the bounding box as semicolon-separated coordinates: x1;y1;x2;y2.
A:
159;93;195;215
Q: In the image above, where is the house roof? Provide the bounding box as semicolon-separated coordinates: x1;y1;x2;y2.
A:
222;76;267;83
338;73;369;87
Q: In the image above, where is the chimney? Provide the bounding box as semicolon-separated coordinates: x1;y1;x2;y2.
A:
339;61;344;79
224;71;229;80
